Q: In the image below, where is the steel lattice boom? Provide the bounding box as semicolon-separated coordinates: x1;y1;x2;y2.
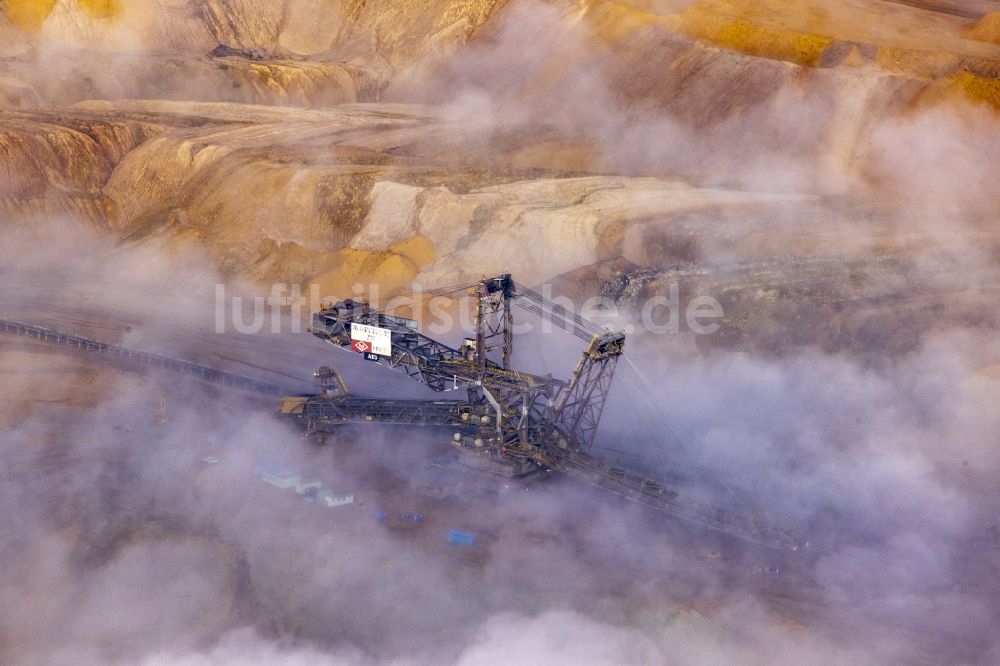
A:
287;275;803;551
0;302;801;550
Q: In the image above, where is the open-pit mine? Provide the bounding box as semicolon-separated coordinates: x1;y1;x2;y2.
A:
2;1;1000;664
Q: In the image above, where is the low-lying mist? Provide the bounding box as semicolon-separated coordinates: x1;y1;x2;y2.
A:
3;1;1000;664
1;225;999;665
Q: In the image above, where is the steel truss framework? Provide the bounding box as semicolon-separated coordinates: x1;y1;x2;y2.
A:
0;305;800;550
287;276;801;551
0;319;286;396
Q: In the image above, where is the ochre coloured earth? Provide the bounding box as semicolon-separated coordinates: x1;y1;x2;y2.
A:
5;0;120;31
4;0;57;31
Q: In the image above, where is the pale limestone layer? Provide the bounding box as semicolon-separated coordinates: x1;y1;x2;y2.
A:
344;174;818;286
3;89;997;291
398;178;812;286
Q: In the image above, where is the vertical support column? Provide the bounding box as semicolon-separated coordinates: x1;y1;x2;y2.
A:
502;293;513;369
473;274;514;370
474;282;488;370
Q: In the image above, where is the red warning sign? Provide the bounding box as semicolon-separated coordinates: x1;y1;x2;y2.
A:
351;339;371;353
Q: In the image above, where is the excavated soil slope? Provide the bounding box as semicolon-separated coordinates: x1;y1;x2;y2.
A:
0;0;998;356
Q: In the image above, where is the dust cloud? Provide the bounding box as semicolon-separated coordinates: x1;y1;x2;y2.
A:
3;1;1000;665
3;225;999;665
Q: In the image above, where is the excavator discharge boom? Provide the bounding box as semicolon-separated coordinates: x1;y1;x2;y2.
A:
290;275;803;551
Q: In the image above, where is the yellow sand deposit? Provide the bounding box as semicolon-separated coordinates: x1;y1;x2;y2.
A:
314;236;435;301
947;70;1000;109
4;0;56;31
672;0;1000;71
875;46;960;78
969;12;1000;46
5;0;119;31
674;8;833;67
77;0;120;20
581;0;673;44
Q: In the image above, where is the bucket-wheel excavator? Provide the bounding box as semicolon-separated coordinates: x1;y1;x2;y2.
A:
280;274;802;551
0;274;801;550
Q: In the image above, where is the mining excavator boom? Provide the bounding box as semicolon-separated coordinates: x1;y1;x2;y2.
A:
292;275;802;551
0;301;800;549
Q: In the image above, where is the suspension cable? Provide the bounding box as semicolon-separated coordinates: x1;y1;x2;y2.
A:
621;356;742;503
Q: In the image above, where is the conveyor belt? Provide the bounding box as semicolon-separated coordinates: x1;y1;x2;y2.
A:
0;318;291;397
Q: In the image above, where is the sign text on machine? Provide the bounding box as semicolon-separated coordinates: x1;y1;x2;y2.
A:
350;323;391;356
